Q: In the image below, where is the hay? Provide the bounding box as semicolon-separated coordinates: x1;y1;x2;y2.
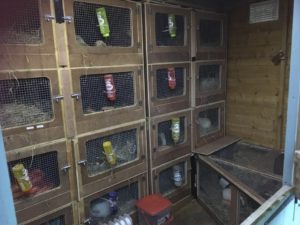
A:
0;102;52;128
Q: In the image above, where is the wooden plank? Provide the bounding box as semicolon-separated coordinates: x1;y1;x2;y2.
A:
193;136;240;155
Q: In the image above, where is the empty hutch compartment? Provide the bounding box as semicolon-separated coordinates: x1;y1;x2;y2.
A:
197;158;261;225
0;70;64;151
0;0;56;70
6;141;71;223
150;110;191;168
65;0;143;67
148;63;191;116
22;205;73;225
80;173;147;225
195;60;226;106
145;3;191;63
195;11;227;60
193;101;225;149
151;156;191;204
71;66;145;134
77;120;147;197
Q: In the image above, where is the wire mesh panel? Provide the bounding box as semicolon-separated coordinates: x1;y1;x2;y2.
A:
198;65;221;92
86;129;138;176
159;162;185;196
197;108;220;137
155;13;185;46
156;68;184;99
80;72;135;113
8;151;60;201
199;19;222;47
239;193;259;224
73;1;132;47
41;215;65;225
0;0;42;45
0;77;54;129
158;117;185;147
197;160;229;224
88;182;139;224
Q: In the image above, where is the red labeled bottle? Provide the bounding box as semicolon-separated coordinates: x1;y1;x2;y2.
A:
104;74;116;101
168;67;176;89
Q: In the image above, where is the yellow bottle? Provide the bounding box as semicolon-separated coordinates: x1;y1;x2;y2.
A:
103;141;117;166
12;163;32;192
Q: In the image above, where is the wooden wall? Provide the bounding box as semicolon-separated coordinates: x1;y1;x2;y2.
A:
226;0;291;150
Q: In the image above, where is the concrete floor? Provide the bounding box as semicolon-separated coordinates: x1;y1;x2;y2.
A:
172;199;218;225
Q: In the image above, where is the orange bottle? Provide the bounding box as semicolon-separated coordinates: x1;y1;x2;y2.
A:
168;67;176;89
104;74;116;101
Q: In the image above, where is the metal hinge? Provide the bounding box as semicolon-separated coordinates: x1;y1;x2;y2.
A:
44;14;55;22
71;93;81;101
61;165;71;173
53;95;64;103
78;160;87;166
63;16;73;23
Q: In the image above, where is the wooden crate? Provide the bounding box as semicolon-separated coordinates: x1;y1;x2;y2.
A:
0;0;56;70
149;110;191;168
64;0;143;67
195;11;227;60
148;63;191;116
79;173;147;225
76;120;147;197
145;3;191;63
0;70;65;151
195;60;226;106
6;141;72;223
21;205;73;225
151;156;191;204
193;101;225;149
70;66;145;134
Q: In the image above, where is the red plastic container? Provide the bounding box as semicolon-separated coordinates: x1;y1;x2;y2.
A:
136;194;173;225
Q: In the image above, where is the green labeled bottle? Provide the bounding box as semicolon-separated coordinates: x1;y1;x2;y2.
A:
96;7;110;38
168;14;176;38
171;117;180;144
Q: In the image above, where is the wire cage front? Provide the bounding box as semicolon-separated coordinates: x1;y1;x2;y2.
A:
196;12;226;60
65;0;142;67
83;173;147;225
149;63;190;116
196;61;226;105
71;67;144;134
0;0;56;69
194;102;225;148
85;129;138;177
145;3;191;63
0;71;64;151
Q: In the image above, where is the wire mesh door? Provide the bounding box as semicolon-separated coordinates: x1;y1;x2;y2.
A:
78;122;146;188
0;71;64;151
194;102;225;147
196;12;226;60
72;67;144;134
0;0;56;70
146;4;191;63
196;61;226;105
65;0;142;67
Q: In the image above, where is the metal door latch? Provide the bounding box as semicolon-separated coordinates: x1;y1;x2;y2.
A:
71;93;81;101
78;160;87;166
44;14;55;22
61;165;71;173
53;95;64;103
63;16;73;23
272;50;287;65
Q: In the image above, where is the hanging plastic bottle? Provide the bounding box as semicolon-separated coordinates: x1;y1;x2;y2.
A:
108;191;118;215
168;14;176;38
171;117;180;144
96;7;110;38
172;165;183;187
12;163;32;193
103;141;117;166
168;67;176;90
104;74;116;102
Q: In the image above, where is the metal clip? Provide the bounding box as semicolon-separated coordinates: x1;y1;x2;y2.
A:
63;16;73;23
53;95;64;103
61;165;71;173
71;93;81;101
45;14;55;22
78;160;87;166
83;218;91;225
